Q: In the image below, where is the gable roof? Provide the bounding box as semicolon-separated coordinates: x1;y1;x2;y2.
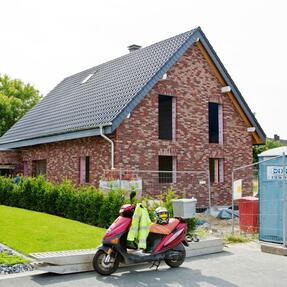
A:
0;27;266;148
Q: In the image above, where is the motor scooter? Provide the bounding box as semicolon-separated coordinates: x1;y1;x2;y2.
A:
93;193;189;275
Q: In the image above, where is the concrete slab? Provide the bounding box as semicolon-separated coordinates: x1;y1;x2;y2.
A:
29;237;223;274
36;263;94;274
30;249;97;265
186;237;224;257
261;242;287;256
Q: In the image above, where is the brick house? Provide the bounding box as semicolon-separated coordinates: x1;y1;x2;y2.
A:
0;27;265;206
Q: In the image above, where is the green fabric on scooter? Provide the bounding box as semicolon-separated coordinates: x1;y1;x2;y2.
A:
127;203;151;249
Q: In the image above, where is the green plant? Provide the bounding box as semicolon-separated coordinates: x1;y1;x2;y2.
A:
224;234;251;244
253;139;282;163
0;176;183;229
0;251;30;265
163;188;175;217
186;218;198;234
0;176;123;228
195;228;208;238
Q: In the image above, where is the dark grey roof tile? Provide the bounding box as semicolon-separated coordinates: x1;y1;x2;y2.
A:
0;29;195;144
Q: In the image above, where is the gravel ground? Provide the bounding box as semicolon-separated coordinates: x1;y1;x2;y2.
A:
0;244;34;275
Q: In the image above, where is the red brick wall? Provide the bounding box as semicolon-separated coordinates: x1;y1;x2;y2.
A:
20;137;113;185
13;44;253;207
0;150;19;165
115;44;253;206
0;150;22;175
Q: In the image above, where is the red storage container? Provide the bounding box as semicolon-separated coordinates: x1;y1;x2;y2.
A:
238;196;259;233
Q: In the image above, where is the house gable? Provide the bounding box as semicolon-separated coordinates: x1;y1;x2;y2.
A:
113;42;254;204
0;27;265;149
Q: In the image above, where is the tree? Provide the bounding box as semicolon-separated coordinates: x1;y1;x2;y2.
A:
253;139;283;163
0;74;41;136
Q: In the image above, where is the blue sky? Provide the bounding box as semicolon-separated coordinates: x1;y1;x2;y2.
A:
1;0;286;139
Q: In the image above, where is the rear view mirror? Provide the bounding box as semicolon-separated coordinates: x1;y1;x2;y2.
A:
130;191;136;203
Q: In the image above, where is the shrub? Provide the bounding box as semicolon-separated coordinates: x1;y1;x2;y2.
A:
0;176;194;230
0;176;122;228
186;218;198;234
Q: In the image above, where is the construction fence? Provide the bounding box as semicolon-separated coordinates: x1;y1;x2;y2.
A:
100;169;210;208
99;154;287;242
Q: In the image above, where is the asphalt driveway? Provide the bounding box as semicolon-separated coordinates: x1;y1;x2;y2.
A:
1;242;287;287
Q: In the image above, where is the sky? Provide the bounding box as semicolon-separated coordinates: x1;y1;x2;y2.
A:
1;0;287;139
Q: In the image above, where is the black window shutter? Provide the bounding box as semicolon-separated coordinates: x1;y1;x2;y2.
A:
159;95;173;140
208;103;219;143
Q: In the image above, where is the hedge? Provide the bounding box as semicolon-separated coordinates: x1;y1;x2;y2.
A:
0;176;124;228
0;176;196;231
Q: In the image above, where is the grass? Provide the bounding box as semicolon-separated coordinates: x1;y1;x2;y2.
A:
195;228;208;238
0;251;30;265
0;205;106;254
224;233;257;244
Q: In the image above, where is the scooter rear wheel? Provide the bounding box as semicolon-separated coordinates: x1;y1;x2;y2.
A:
93;249;119;275
164;243;186;268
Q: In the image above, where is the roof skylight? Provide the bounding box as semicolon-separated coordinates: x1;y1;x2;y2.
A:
81;73;94;84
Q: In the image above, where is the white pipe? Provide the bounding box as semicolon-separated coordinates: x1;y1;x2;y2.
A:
99;124;114;170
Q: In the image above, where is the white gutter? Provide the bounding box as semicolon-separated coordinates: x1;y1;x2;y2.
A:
99;123;114;170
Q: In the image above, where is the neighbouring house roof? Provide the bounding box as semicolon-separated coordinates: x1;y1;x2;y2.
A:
0;27;266;149
267;135;287;146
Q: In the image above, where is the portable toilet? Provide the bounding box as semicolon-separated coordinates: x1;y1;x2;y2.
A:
258;147;287;244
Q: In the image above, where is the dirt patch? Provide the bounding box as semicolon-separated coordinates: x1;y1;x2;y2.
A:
195;214;241;239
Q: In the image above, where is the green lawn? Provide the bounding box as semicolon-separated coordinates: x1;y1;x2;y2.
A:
0;205;106;254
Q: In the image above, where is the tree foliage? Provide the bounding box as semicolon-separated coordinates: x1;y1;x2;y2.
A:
253;139;283;163
0;74;41;136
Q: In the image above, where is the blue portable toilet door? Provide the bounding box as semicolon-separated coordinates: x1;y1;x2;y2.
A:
259;159;284;243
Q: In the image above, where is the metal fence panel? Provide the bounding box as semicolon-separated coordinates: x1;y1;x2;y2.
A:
100;169;210;208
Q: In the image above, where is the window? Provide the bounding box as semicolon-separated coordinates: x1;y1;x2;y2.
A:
159;95;173;140
80;156;90;183
81;73;94;84
209;158;224;183
32;160;47;176
208;103;223;143
0;169;10;176
159;156;175;183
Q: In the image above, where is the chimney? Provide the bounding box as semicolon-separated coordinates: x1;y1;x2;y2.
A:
274;134;280;141
128;44;142;53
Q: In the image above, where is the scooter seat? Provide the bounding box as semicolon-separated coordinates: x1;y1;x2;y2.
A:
149;218;180;235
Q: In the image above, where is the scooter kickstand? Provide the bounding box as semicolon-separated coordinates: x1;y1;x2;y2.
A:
149;260;161;270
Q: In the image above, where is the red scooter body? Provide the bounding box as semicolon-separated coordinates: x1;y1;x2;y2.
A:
93;203;189;275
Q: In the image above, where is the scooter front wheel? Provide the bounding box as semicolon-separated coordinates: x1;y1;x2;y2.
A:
93;249;119;275
164;243;186;268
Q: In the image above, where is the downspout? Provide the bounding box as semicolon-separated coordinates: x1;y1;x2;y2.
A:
99;123;114;170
